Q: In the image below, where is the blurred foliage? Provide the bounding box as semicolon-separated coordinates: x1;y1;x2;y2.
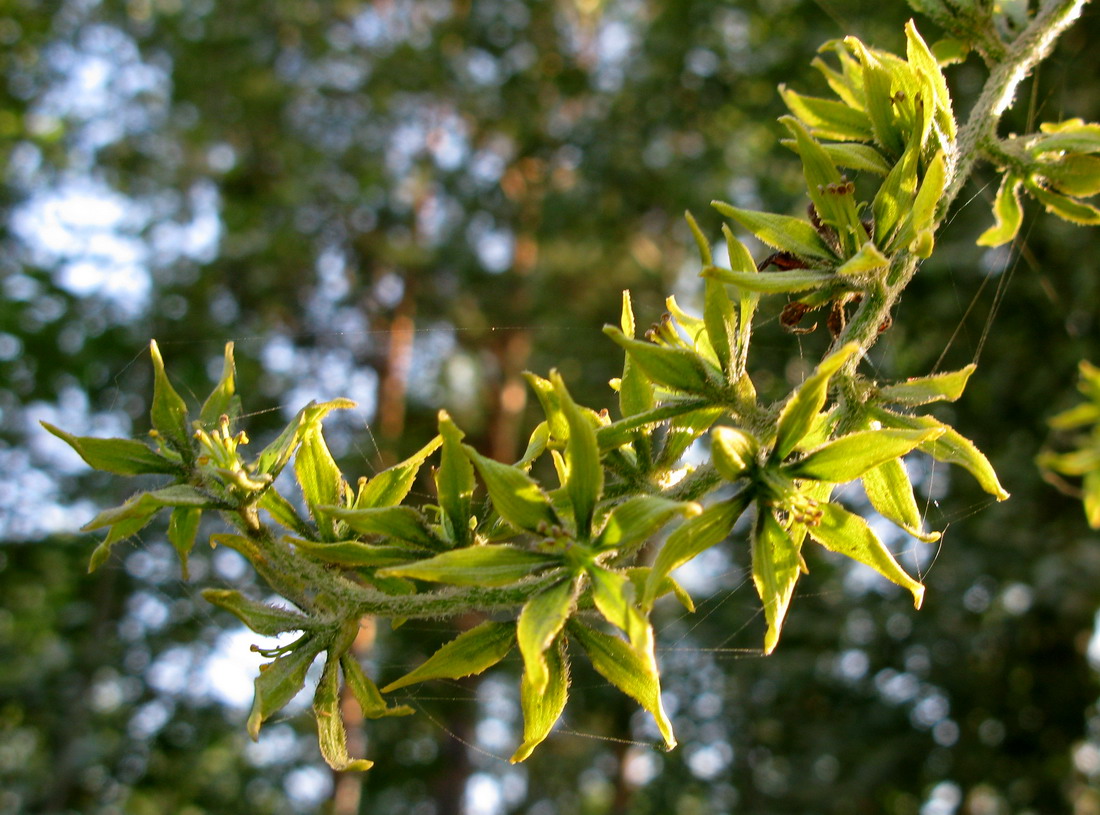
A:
3;0;1100;813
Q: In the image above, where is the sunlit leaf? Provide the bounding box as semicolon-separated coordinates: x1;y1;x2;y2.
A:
355;436;442;508
711;201;838;261
603;327;718;397
784;427;943;482
340;655;413;719
201;588;313;636
40;422;180;475
552;372;604;538
807;502;925;607
464;445;558;533
511;637;569;763
199;342;240;428
314;654;373;771
594;495;701;552
752;510;803;655
517;578;578;694
977;174;1024;247
436;411;475;547
702;266;838;294
248;637;325;739
377;545;558;586
774;342;861;461
381;621;516;693
149;340;192;455
861;458;940;542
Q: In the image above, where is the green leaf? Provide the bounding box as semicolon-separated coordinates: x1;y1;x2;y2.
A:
83;484;214;532
314;654;374;771
684;209;714;265
594;495;701;552
862;458;940;542
1042;154;1100;197
464;445;558;533
905;20;956;144
380;621;516;693
703;277;737;376
517;578;578;694
511;637;569;763
807;502;925;607
589;565;650;650
1048;402;1100;430
597;399;713;450
167;506;202;577
846;37;904;156
878;364;976;405
891;150;946;252
779;86;874;141
259;490;312;537
836;241;890;277
872;140;919;249
340;655;413;719
643;494;751;610
321;505;439;547
516;422;551;469
603;327;717;397
553;372;604;538
295;425;345;539
436;412;476;547
657;406;724;469
977;174;1024;247
874;409;1009;500
722;224;759;375
377;545;558;586
711;202;838;262
40;422;180;475
1029;120;1100;155
355;436;442;508
289;538;429;567
782;116;865;256
1084;470;1100;529
149;340;192;455
816;142;893;175
773;342;861;461
618;291;656;418
199;342;240;428
711;426;761;482
569;622;676;750
254;399;355;478
752;510;803;655
201;588;313;635
1026;181;1100;226
785;427;943;482
248;637;326;739
702;266;838;294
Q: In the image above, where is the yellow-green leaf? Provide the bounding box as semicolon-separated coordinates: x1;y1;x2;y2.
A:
464;445;558;533
341;655;413;719
711;201;838;261
878;364;976;405
517;578;578;694
40;422;180;475
380;621;516;693
977;174;1024;247
752;510;803;655
314;655;374;771
861;458;940;542
511;637;569;763
201;588;312;636
377;545;558;586
774;342;861;461
785;427;943;483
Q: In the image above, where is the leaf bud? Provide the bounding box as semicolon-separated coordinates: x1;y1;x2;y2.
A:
711;426;760;481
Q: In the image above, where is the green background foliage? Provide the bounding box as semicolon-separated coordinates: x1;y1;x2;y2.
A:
3;0;1100;813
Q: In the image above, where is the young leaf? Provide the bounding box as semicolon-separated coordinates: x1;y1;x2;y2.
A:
773;342;861;461
782;116;865;256
41;423;180;475
201;588;313;635
861;458;940;542
340;655;413;719
295;425;344;539
618;292;656;418
874;409;1009;500
290;538;430;567
149;340;192;455
977;174;1024;247
723;224;759;375
836;242;890;277
167;506;202;577
878;364;976;405
254;399;355;478
589;565;650;650
703;266;838;294
711;426;761;481
259;490;313;538
464;445;558;533
1026;182;1100;226
1042;154;1100;198
846;37;904;156
248;638;326;739
817;142;893;175
569;622;676;750
552;372;604;538
779;86;874;141
752;510;803;655
377;545;559;586
643;493;751;610
517;578;578;694
891;150;946;252
807;502;925;608
784;427;943;483
83;484;214;532
199;342;239;428
905;20;956;143
703;276;737;376
436;412;475;547
711;202;838;262
872;140;919;249
593;495;701;552
511;637;569;763
314;655;374;771
380;621;516;693
355;436;442;508
1084;470;1100;529
320;505;439;547
603;327;717;396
